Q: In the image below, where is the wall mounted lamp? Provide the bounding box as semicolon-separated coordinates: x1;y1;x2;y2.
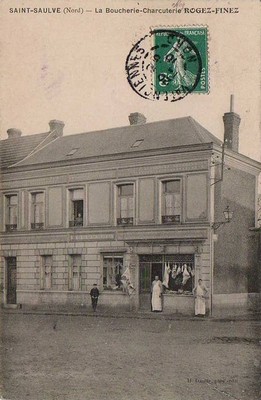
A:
212;205;234;231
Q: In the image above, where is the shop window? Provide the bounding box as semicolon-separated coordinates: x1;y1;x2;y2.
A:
40;255;52;290
5;194;18;231
103;256;123;290
69;189;84;227
163;260;195;293
139;254;194;294
117;184;134;225
161;180;181;224
68;255;82;291
31;192;44;230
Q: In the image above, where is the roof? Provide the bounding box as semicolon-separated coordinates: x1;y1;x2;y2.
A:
3;117;222;168
0;132;50;169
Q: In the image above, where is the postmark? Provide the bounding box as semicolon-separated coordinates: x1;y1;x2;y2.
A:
125;26;208;102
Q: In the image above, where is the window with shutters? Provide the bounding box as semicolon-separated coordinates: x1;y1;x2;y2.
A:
31;192;44;230
161;180;181;224
117;184;134;225
69;188;84;227
5;194;18;231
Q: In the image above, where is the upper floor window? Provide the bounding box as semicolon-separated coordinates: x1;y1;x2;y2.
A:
117;184;134;225
69;189;84;227
31;192;44;230
5;194;18;231
162;180;181;224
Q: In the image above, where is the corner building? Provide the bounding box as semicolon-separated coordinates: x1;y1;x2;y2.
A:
0;112;260;315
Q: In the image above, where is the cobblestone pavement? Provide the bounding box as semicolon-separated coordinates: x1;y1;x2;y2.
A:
0;311;260;400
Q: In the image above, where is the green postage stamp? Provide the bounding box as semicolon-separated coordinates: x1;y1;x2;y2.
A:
126;26;209;102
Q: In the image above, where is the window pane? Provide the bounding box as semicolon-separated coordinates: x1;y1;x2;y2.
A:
128;197;134;212
35;193;44;202
120;197;128;212
71;189;83;200
103;257;123;289
8;195;17;205
73;200;83;219
164;180;180;193
34;205;40;223
9;207;17;224
119;184;133;196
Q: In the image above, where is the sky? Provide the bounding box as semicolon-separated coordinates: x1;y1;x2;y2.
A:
0;0;260;162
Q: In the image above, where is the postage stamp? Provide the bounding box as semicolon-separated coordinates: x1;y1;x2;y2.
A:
125;26;208;102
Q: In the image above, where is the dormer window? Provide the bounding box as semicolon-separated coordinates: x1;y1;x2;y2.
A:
131;139;144;148
66;148;79;156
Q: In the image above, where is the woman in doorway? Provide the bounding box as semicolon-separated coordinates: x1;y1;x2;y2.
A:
151;276;163;312
193;279;208;316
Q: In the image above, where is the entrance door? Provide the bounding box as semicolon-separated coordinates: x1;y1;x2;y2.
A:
151;263;163;282
139;255;163;310
6;257;17;304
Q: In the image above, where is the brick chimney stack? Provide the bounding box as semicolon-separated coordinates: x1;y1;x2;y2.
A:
49;120;65;137
223;95;241;152
129;112;146;125
7;128;22;139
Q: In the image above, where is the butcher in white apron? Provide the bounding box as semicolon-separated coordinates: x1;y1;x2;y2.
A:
151;276;163;312
193;279;208;316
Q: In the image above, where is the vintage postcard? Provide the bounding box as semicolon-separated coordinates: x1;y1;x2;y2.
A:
0;0;260;399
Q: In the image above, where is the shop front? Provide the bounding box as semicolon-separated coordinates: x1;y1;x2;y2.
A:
139;254;195;312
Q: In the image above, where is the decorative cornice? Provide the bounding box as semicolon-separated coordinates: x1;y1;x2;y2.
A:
117;228;208;242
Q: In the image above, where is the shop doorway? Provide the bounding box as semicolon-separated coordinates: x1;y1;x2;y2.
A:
6;257;17;304
139;255;163;309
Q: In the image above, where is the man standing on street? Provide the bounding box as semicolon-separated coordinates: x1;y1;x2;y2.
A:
90;283;99;312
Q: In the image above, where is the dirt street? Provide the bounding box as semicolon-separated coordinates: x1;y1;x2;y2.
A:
0;312;260;400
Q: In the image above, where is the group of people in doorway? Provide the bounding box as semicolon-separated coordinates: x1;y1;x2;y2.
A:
151;275;208;316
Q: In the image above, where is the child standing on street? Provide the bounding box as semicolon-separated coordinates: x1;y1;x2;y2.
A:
90;283;99;312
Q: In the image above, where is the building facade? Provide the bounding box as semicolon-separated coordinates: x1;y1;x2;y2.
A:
0;111;260;315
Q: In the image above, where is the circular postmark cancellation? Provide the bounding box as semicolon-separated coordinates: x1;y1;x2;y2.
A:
126;28;204;102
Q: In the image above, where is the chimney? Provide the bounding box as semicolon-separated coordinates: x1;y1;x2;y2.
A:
49;120;65;137
7;128;22;139
129;112;146;125
223;95;241;152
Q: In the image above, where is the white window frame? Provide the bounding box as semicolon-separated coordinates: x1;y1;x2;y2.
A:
30;191;45;230
160;179;182;224
68;187;84;227
116;182;135;226
5;193;18;231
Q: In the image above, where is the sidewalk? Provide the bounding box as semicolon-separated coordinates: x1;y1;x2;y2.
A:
2;305;260;322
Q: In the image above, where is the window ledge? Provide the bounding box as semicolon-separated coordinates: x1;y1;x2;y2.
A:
164;292;193;297
101;290;126;296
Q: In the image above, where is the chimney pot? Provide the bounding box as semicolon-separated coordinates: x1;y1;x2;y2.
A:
129;112;146;126
49;120;65;137
7;128;22;139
